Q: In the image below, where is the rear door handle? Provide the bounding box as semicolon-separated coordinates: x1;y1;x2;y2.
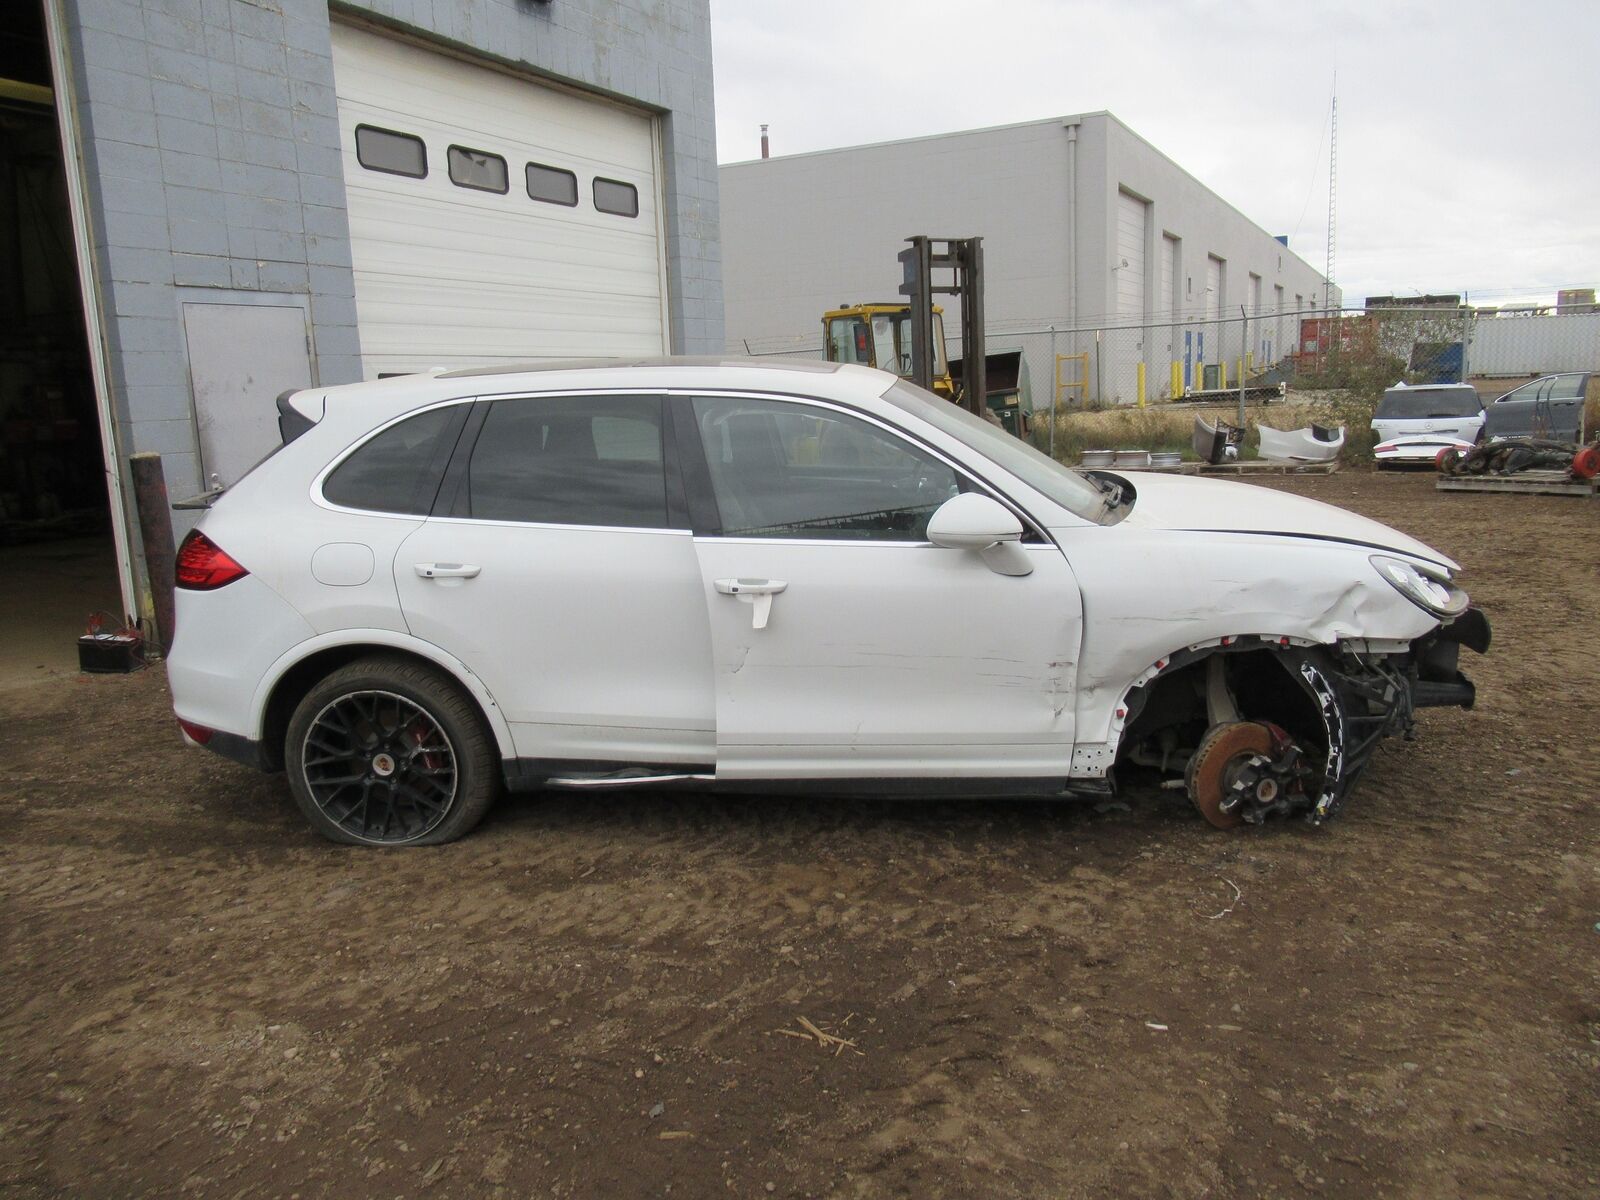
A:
714;578;787;630
414;562;481;579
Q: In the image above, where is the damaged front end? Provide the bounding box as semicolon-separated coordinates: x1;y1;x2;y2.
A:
1118;609;1491;827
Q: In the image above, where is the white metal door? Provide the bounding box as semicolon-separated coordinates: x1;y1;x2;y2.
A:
183;302;312;488
1115;191;1146;321
331;23;668;376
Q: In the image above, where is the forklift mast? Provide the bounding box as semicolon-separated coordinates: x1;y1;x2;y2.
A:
899;235;984;416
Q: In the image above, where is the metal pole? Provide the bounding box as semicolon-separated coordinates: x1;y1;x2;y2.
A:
1048;325;1057;458
962;238;986;418
1459;292;1471;382
1237;306;1247;426
1094;328;1103;404
129;453;176;656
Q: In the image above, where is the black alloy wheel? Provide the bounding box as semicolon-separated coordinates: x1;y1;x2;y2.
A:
285;656;499;846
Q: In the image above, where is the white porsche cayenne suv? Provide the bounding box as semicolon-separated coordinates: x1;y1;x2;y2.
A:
168;359;1488;845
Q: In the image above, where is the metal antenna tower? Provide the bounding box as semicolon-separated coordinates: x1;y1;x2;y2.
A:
1324;85;1337;312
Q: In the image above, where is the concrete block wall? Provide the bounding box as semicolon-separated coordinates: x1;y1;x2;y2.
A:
57;0;721;597
63;0;362;513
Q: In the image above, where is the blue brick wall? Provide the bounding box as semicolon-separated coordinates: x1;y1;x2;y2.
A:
60;0;721;596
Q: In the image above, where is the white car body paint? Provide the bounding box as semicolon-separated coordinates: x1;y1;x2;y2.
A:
166;358;1475;799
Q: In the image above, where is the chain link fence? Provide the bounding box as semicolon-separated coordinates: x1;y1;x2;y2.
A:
733;306;1600;416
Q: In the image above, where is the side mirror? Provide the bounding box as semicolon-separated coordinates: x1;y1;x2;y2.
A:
927;493;1032;576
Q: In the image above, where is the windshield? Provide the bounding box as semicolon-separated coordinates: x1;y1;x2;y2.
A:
881;379;1108;522
1376;386;1483;419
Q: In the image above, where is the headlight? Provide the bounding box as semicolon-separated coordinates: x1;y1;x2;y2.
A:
1370;554;1469;617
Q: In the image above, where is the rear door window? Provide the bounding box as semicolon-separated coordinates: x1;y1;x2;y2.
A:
464;395;670;528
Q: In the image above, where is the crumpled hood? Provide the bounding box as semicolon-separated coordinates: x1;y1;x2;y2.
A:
1110;472;1457;569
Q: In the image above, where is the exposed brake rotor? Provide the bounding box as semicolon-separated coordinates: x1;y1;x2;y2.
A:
1186;721;1279;829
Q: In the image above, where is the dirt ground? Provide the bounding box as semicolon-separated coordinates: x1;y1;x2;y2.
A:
2;472;1596;1199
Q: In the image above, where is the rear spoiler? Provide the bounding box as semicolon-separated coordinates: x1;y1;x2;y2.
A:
277;388;324;444
175;389;322;510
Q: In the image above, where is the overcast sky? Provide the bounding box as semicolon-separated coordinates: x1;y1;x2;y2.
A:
709;0;1599;307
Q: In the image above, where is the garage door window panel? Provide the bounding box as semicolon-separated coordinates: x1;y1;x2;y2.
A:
526;162;578;207
447;145;509;194
322;405;466;514
691;396;962;541
593;177;639;218
465;395;671;529
355;124;427;178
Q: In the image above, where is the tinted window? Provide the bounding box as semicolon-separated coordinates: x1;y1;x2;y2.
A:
323;406;458;513
355;125;427;178
593;177;639;217
467;395;669;528
1375;387;1483;419
447;145;508;193
693;395;961;540
527;162;578;206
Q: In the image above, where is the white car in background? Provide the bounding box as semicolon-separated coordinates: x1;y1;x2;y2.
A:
167;359;1488;845
1371;382;1486;466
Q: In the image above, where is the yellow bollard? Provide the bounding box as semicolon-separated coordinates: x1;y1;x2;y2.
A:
1170;360;1182;399
1247;351;1254;374
1137;362;1146;408
1220;360;1228;390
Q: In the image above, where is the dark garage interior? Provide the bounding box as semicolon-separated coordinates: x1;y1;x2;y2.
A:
0;3;124;687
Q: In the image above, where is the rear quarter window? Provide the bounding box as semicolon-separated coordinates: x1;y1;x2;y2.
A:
322;406;463;514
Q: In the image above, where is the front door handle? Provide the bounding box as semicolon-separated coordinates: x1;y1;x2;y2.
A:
414;562;481;579
714;578;787;630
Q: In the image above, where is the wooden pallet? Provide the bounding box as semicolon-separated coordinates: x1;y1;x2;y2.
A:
1190;459;1340;476
1436;470;1598;497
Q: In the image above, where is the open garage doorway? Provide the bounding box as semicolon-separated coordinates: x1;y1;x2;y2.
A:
0;4;127;688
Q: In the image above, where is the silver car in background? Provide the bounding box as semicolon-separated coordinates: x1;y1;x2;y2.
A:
1371;382;1486;467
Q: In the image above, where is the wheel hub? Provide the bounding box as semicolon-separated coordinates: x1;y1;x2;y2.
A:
370;751;397;778
1187;721;1310;828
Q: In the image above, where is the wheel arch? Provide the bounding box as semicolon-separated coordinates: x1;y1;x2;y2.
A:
1102;634;1353;819
251;631;516;770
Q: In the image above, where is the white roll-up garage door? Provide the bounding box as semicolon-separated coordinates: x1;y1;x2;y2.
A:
331;23;668;376
1115;190;1146;321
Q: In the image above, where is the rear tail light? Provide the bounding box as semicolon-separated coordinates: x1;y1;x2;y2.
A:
176;718;214;745
175;530;248;590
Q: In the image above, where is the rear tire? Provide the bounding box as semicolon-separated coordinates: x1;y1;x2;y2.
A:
284;655;499;846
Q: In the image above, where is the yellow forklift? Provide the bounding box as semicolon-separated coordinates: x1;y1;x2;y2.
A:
821;302;958;397
820;239;1030;434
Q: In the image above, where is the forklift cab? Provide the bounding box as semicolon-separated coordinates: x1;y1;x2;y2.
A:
823;303;953;397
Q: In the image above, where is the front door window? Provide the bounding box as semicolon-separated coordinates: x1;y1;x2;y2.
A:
691;395;961;540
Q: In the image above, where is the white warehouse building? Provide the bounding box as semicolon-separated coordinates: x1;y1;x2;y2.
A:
721;113;1337;406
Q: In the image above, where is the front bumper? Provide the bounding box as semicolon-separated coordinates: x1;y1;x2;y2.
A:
1411;607;1491;709
1303;608;1491;821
